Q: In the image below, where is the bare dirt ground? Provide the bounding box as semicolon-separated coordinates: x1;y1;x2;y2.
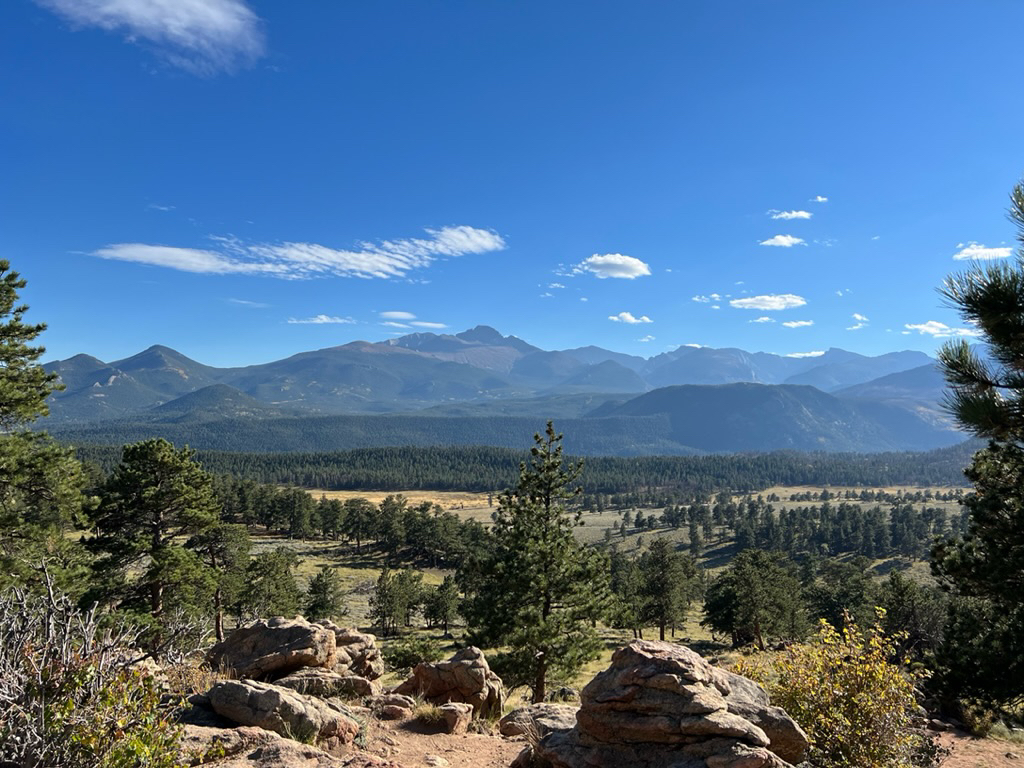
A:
939;730;1023;768
363;718;522;768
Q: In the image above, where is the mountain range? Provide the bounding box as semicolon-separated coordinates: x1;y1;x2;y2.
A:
42;326;961;455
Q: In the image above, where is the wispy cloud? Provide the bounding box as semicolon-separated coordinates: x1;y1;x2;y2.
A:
287;314;355;325
786;350;825;358
574;253;651;279
782;320;814;328
147;203;175;211
410;321;447;329
811;195;828;203
730;294;807;310
769;210;812;220
760;234;806;247
381;321;411;329
638;335;655;342
691;293;722;304
952;241;1012;261
92;225;506;280
904;320;981;338
35;0;265;75
548;282;565;289
380;310;416;320
227;298;269;308
750;316;775;324
847;313;869;331
683;343;703;348
609;311;652;324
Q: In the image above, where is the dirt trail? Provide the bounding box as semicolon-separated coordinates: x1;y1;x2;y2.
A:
939;730;1022;768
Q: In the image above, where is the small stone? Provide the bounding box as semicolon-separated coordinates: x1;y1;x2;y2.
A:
378;705;411;720
424;757;450;767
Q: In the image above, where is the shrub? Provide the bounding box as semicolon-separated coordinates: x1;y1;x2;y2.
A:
384;634;444;672
760;612;938;768
0;584;185;768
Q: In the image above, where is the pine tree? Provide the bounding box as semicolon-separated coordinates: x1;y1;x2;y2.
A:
88;438;219;624
188;522;251;641
460;422;610;702
238;547;301;620
305;565;346;621
931;179;1024;706
639;538;700;641
0;260;87;593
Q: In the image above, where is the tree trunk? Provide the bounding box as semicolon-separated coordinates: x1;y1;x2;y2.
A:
532;653;547;704
659;621;666;641
214;586;224;642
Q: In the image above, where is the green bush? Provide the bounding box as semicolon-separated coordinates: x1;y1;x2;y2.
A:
746;613;940;768
384;634;444;671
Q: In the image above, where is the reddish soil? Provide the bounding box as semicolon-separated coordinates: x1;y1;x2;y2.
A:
939;730;1023;768
365;719;523;768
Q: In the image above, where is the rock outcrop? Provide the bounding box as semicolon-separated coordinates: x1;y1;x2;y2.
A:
206;617;383;682
499;704;578;738
277;668;380;699
518;640;808;768
393;646;504;718
207;679;362;750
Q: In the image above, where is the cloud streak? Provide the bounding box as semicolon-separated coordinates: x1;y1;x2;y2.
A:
952;242;1012;261
609;311;652;324
769;210;812;220
287;314;355;324
904;320;981;338
574;253;651;279
35;0;265;75
91;225;506;280
782;320;813;328
730;294;807;310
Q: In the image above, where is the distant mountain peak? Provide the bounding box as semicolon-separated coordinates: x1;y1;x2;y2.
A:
455;325;506;344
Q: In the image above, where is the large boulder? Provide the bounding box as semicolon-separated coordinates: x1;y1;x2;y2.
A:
207;679;361;750
499;704;578;738
392;646;504;718
712;668;809;765
521;640;807;768
206;617;385;683
322;622;385;680
207;617;337;680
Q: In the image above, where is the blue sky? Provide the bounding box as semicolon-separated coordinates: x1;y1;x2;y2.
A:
4;1;1023;367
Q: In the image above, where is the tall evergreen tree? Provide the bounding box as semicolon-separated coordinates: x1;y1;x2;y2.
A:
88;438;219;623
639;538;700;640
931;179;1024;706
0;260;87;593
305;565;347;621
460;422;610;702
188;522;251;641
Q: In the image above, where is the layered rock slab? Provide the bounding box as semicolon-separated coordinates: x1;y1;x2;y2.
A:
520;640;807;768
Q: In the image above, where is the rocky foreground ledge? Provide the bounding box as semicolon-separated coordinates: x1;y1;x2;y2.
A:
179;619;807;768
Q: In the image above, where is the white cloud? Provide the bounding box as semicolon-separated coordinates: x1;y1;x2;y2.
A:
730;294;807;310
683;343;703;348
410;321;447;329
228;298;269;308
379;310;416;320
35;0;265;75
760;234;806;247
750;316;775;324
287;314;355;325
952;241;1012;261
609;311;652;324
638;335;655;342
381;321;411;329
579;297;588;302
782;320;814;328
93;226;506;279
691;293;722;304
711;305;721;310
847;312;869;331
812;195;828;203
147;203;175;211
548;282;565;289
574;253;651;279
904;320;982;338
769;210;812;220
539;292;553;298
786;350;825;358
